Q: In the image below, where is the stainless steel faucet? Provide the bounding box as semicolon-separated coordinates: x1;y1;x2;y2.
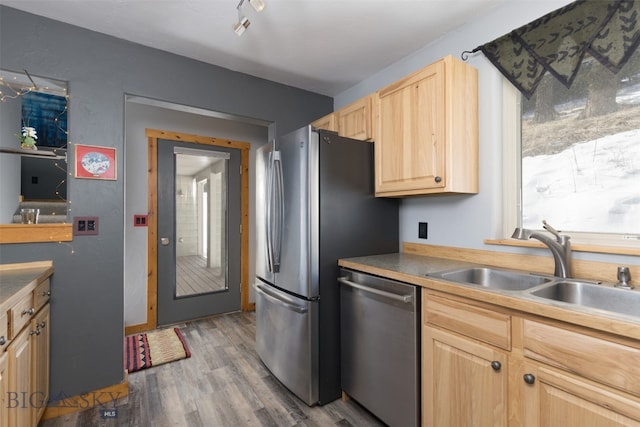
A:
512;220;572;278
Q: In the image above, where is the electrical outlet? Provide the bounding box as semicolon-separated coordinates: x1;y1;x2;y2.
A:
418;222;428;239
74;216;99;235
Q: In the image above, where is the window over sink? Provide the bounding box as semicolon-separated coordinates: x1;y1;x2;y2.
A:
503;49;640;250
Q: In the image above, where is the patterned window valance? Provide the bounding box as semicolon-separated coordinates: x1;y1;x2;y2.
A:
469;0;640;98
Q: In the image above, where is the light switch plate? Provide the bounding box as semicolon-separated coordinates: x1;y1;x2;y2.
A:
133;214;148;227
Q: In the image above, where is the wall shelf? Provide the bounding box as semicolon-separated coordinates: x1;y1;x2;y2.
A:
0;147;66;160
0;223;73;244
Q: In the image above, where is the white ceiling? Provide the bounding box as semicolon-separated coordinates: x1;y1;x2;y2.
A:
1;0;507;97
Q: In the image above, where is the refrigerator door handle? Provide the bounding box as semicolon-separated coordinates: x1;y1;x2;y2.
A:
271;150;284;272
338;277;414;303
265;151;275;273
255;282;308;314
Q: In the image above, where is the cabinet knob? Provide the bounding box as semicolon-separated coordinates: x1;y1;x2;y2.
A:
42;290;51;297
434;176;442;183
22;307;35;316
523;373;536;385
0;336;5;345
39;321;47;329
30;328;41;336
490;361;502;371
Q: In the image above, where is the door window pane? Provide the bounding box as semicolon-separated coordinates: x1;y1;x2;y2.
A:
175;150;229;297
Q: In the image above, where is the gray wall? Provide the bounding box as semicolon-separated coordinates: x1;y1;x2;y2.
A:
0;5;331;398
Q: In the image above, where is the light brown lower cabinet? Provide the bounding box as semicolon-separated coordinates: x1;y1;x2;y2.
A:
423;326;508;426
0;350;9;427
5;279;51;427
31;304;50;424
7;324;31;427
522;362;640;426
422;289;640;427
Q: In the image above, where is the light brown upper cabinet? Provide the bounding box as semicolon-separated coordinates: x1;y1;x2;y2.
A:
374;55;478;197
336;95;373;141
310;95;373;141
310;112;337;133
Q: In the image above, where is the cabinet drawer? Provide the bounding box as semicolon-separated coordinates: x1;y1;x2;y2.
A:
8;293;36;339
424;293;511;350
0;311;8;352
523;320;640;397
34;279;51;311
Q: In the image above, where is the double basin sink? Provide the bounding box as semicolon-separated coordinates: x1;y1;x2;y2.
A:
428;267;639;319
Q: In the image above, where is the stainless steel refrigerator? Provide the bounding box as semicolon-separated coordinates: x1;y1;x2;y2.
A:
254;125;399;406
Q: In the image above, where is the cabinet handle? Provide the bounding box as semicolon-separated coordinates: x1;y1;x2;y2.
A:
434;176;442;183
523;374;536;385
0;336;5;345
30;328;41;336
490;361;502;371
22;307;35;316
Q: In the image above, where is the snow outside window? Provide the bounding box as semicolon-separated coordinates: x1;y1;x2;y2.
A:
506;51;640;247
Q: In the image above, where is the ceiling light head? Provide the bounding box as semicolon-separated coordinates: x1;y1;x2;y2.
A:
233;16;250;36
248;0;265;12
232;0;263;35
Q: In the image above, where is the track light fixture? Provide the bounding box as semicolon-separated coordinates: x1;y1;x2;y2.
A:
233;16;250;36
232;0;265;36
248;0;265;12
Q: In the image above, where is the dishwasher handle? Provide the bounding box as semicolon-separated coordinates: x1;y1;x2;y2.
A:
338;277;414;303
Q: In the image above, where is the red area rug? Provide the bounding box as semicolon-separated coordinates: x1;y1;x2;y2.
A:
124;327;191;373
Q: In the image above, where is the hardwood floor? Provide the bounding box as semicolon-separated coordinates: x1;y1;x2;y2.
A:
176;255;226;297
40;312;386;427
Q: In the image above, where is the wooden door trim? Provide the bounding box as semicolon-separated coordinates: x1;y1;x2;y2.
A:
129;128;251;334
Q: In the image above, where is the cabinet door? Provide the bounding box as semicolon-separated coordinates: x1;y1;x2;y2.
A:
310;113;337;132
376;60;445;195
423;326;508;427
523;319;640;398
0;351;8;427
337;95;373;141
7;326;32;427
522;362;640;426
31;305;50;424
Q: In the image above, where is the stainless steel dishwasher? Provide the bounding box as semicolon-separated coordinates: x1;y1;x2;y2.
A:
338;268;420;427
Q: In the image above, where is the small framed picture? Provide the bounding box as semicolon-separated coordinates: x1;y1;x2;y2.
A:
75;144;117;180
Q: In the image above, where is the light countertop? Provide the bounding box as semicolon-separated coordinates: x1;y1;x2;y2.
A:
0;261;54;312
339;253;640;340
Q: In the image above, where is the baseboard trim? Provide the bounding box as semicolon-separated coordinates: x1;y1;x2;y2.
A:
125;322;151;335
41;373;129;420
125;304;256;335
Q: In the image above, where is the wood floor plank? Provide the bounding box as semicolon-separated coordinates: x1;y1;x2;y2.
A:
40;312;386;427
176;255;225;297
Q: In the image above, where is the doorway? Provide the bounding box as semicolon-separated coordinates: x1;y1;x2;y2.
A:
147;129;251;328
